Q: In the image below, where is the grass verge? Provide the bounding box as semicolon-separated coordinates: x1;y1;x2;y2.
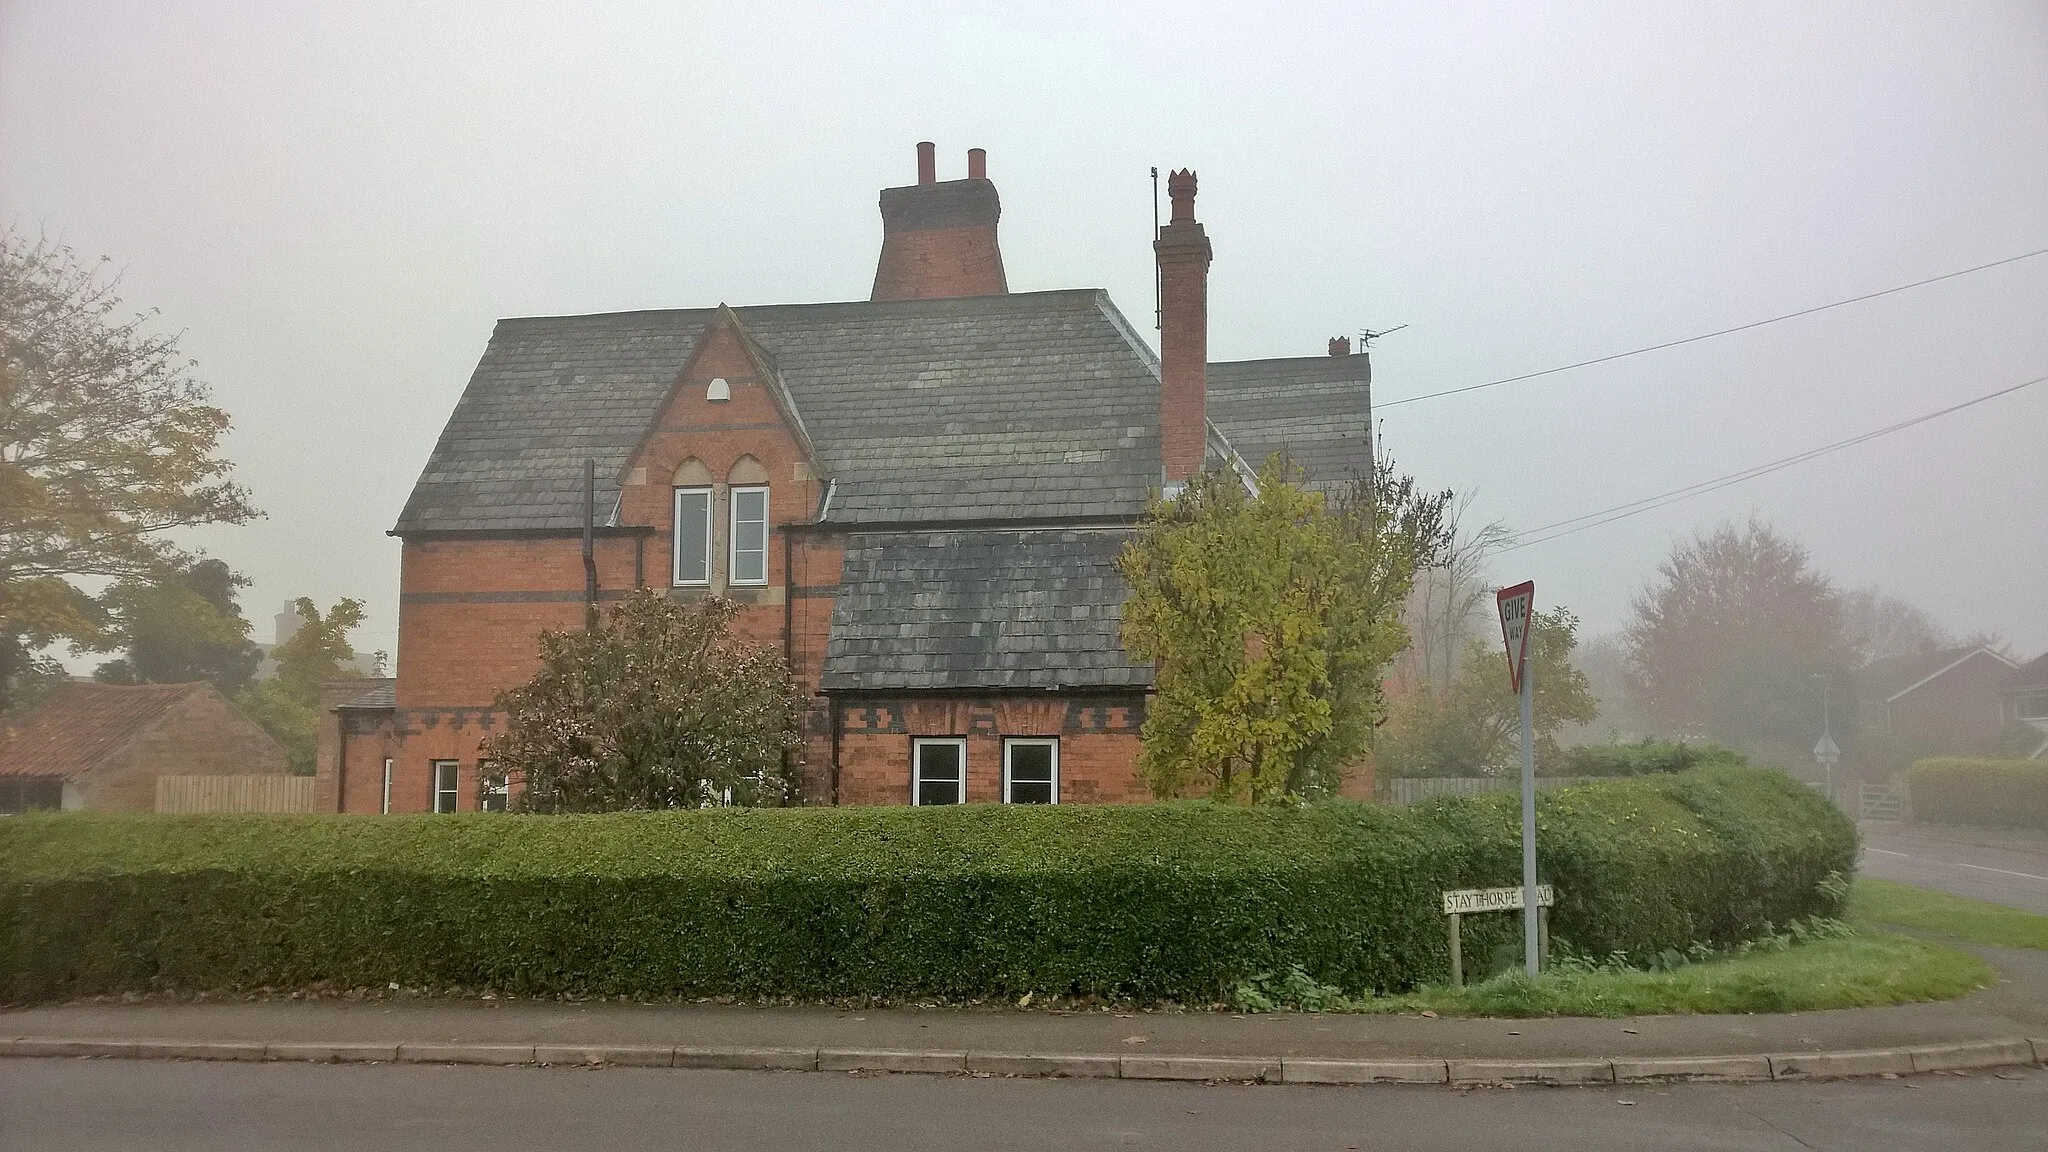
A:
1850;878;2048;950
1345;933;1989;1018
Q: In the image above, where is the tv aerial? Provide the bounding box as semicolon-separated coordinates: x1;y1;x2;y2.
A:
1358;324;1408;348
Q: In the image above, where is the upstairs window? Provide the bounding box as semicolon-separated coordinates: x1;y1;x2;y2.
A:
1004;738;1058;804
673;487;712;586
913;738;966;806
730;486;769;585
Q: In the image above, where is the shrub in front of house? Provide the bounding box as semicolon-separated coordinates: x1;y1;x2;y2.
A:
0;765;1853;1005
1908;758;2048;830
1546;738;1748;778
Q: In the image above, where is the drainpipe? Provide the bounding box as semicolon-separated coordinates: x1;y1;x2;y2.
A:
582;459;598;630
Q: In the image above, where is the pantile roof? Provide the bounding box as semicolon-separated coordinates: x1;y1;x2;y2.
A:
0;682;205;779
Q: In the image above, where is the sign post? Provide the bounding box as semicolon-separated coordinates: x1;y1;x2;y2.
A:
1496;581;1539;979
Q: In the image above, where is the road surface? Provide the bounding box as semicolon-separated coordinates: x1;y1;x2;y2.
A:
3;1058;2045;1152
1859;822;2048;913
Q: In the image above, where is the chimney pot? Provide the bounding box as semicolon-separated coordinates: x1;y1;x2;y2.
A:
1329;336;1351;356
1167;168;1198;223
967;147;987;180
916;141;936;185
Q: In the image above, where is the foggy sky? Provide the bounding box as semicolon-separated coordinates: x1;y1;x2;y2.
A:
4;0;2045;664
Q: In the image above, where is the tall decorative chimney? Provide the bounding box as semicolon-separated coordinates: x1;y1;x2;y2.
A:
1154;168;1212;486
871;143;1008;300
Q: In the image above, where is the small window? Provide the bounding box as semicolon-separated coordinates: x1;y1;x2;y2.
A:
912;738;967;806
0;778;63;814
432;760;459;814
1004;738;1059;804
673;487;712;586
381;758;393;814
730;486;769;585
479;762;509;812
2018;690;2048;721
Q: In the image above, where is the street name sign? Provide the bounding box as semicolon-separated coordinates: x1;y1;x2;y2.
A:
1441;885;1557;916
1496;581;1535;693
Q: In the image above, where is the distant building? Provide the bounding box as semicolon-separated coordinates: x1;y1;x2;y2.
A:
1854;645;2018;764
0;682;288;812
255;602;383;680
2000;653;2048;759
319;145;1375;813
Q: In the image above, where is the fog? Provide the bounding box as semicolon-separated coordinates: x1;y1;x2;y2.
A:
4;0;2044;661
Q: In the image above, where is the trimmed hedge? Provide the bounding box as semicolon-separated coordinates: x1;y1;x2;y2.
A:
1;765;1854;1005
1546;739;1747;778
1908;758;2048;830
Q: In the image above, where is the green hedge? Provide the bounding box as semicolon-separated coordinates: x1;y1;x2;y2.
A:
1908;758;2048;830
1;765;1854;1005
1546;739;1747;778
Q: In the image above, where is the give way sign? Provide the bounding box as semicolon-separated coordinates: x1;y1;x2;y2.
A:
1496;581;1535;693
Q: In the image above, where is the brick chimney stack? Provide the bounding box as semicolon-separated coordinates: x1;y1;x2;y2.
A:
1155;169;1212;485
871;142;1008;300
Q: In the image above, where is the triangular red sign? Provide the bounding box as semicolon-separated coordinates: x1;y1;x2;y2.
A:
1496;581;1535;694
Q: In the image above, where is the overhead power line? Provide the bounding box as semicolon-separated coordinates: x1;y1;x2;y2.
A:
1379;246;2048;409
1497;373;2047;553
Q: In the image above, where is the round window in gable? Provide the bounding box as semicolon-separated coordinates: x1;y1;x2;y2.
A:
706;377;731;402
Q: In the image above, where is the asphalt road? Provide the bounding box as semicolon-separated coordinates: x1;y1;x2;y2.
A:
4;1059;2047;1152
1859;823;2048;913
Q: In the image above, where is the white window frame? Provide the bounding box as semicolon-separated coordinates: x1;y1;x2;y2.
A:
1002;738;1059;805
381;758;393;814
432;760;459;814
672;486;713;586
728;485;770;586
912;738;968;806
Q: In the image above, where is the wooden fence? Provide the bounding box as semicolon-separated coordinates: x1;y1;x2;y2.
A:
1374;776;1602;805
154;774;315;814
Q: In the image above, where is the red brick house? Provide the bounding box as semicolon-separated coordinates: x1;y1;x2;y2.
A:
0;682;288;812
320;145;1373;813
1854;645;2019;766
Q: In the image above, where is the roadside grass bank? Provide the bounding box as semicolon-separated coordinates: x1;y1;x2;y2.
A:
1343;932;1990;1018
1850;878;2048;950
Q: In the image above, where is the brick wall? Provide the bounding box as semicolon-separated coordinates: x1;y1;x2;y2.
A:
82;686;289;811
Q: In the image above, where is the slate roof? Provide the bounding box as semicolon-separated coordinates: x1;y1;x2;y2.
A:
819;528;1152;692
0;682;204;779
395;289;1378;534
394;290;1168;533
1207;355;1373;489
334;681;396;709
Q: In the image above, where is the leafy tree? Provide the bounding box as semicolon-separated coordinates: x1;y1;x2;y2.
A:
235;597;367;774
0;633;68;720
1624;519;1853;753
1375;607;1598;777
484;590;804;812
0;229;258;712
92;558;261;692
1118;456;1448;802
